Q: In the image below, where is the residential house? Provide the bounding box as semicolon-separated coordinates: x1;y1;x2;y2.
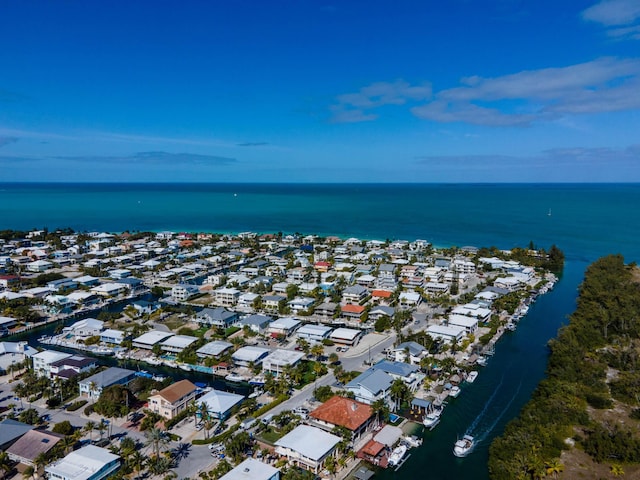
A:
7;429;64;466
50;355;98;380
370;360;424;391
219;459;280;480
267;317;301;337
45;445;120;480
309;396;377;446
296;324;332;343
196;340;233;359
262;349;305;377
214;287;241;307
132;330;174;350
262;295;285;313
274;425;340;474
161;335;199;354
32;350;73;378
62;318;104;339
398;291;422;309
231;346;270;367
78;367;137;399
344;369;394;407
329;327;362;346
390;341;427;365
198;389;244;420
287;297;315;315
196;307;238;328
342;285;368;304
238;314;272;334
171;284;200;302
148;379;198;420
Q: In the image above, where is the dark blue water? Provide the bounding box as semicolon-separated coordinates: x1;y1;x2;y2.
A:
2;182;639;478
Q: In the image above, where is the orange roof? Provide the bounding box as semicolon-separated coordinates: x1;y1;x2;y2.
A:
372;290;393;298
310;395;373;431
361;439;385;457
156;379;197;404
341;304;366;314
314;261;331;267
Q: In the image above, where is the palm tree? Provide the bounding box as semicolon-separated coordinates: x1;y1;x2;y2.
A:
610;464;625;477
389;379;409;412
96;419;108;440
33;453;48;478
144;427;168;459
545;459;563;479
0;452;12;480
21;466;34;480
371;398;389;426
83;420;96;442
129;451;146;480
310;343;324;360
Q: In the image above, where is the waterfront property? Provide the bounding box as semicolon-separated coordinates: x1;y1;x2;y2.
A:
78;367;137;399
274;425;341;474
261;349;305;377
308;395;377;446
132;330;174;350
345;369;394;408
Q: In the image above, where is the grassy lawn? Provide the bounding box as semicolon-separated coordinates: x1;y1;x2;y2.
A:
258;428;285;444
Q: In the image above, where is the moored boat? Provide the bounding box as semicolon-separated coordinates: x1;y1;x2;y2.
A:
402;435;422;448
453;435;475;457
388;444;408;466
422;408;442;430
225;373;247;383
466;371;478;383
449;385;461;398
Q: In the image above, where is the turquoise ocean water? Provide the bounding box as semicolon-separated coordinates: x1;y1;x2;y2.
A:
2;182;640;478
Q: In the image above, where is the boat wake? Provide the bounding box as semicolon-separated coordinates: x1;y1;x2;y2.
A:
465;380;523;447
465;374;504;435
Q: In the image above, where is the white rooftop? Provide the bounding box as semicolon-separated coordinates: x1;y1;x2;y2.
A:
32;349;73;364
330;327;361;341
197;340;233;357
269;317;301;330
262;349;305;368
275;425;340;461
45;445;119;480
298;324;332;335
161;335;198;349
199;389;244;415
220;459;279;480
133;330;174;345
232;346;270;362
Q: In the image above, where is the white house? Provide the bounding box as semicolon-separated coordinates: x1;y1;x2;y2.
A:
32;350;73;378
274;425;340;474
261;349;305;377
296;324;332;343
219;458;280;480
45;445;120;480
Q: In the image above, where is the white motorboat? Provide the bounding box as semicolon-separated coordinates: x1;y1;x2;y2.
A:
225;373;247;383
453;435;475;457
402;435;423;448
388;444;408;466
505;323;517;331
422;408;442;430
448;385;461;398
476;356;487;367
466;371;478;383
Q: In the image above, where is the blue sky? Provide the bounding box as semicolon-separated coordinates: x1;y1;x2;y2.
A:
1;0;640;182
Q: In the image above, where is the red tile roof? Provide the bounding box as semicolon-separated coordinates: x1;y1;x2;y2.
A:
341;304;366;314
372;290;392;298
310;395;373;431
361;439;385;457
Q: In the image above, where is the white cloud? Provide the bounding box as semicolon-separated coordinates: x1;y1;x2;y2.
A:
412;57;640;126
582;0;640;26
330;79;431;123
582;0;640;40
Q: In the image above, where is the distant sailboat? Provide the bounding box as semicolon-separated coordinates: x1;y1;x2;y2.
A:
547;208;552;217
